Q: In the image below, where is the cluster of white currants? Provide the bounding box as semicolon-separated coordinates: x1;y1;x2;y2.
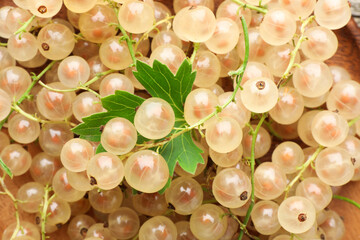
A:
0;0;358;240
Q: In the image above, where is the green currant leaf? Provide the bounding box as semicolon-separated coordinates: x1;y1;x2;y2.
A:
0;157;13;178
133;60;196;119
95;144;106;154
134;60;203;176
72;91;145;142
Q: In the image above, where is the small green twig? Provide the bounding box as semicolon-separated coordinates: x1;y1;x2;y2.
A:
225;211;260;240
0;42;7;47
278;16;315;86
189;42;200;64
231;0;268;14
348;115;360;127
284;145;324;198
40;185;56;240
38;69;115;93
0;174;21;240
262;120;283;140
333;195;360;210
238;113;267;240
14;15;36;36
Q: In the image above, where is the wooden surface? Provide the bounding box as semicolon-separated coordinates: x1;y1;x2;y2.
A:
1;1;360;239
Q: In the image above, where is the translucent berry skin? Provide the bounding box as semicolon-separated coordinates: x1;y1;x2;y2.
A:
61;138;94;172
149;44;186;74
72;92;104;122
315;147;354;186
46;197;71;226
27;0;62;18
64;0;97;13
7;32;38;61
89;187;123;213
213;168;251;208
108;207;140;239
251;200;281;235
139;216;177;240
205;17;240;54
58;56;90;88
217;49;241;78
314;0;351;30
0;89;11;121
99;36;133;70
66;170;93;191
173;6;216;43
320;210;345;240
0;144;32;176
132;192;168;216
279;0;316;19
218;92;250;128
173;0;214;13
165;176;203;215
39;123;74;157
0;132;10;153
329;65;351;86
301;26;338;61
339;135;360;168
8;113;40;144
205;117;243;154
175;221;197;240
2;221;40;240
86;223;116;240
30;152;61;185
151;30;182;52
265;44;300;78
37;23;75;60
0;47;16;72
311;110;349;147
16;182;44;213
216;0;252;32
87;152;125;190
293;60;333;98
259;8;296;46
52;168;86;202
79;5;118;43
278;196;316;234
134;97;175;140
101;117;137;155
125;150;169;193
0;6;13;39
184;88;219;126
189;204;228;240
118;0;155;34
237;28;273;63
192;50;221;88
297;110;321;147
99;73;134;97
326;80;360;120
36;82;76;121
272;141;305;174
67;215;96;240
242;125;271;159
210;145;243;168
5;8;31;34
254;162;287;200
295;177;332;212
0;66;31;101
240;77;279;113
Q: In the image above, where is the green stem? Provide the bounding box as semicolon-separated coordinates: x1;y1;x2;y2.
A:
136;17;249;151
231;0;268;14
0;42;7;47
41;186;56;240
278;16;315;86
263;120;283;140
238;113;267;240
333;195;360;209
348;115;360;127
14;15;36;36
38;69;115;93
0;61;56;130
0;175;21;240
189;42;200;64
12;105;50;124
284;145;324;198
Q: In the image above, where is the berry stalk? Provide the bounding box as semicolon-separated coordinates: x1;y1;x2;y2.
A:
333;195;360;210
278;16;316;86
231;0;268;14
238;113;266;240
40;185;56;240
